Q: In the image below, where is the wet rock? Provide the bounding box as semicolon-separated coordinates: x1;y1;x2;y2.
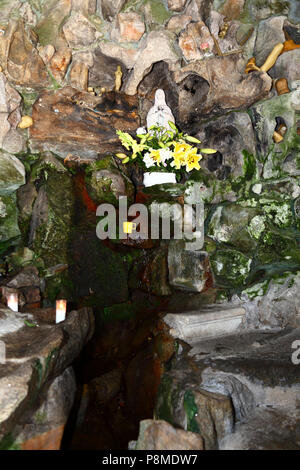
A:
0;72;22;148
69;61;89;91
167;14;192;33
207;204;258;253
7;266;40;289
38;45;55;65
101;0;127;21
30;87;140;160
89;49;127;89
0;193;20;243
29;168;74;269
126;332;175;422
72;0;97;16
89;368;123;404
220;0;245;19
254;16;286;67
96;43;137;73
86;166;135;206
233;271;300;329
179;21;214;62
168;241;212;293
247;0;290;22
168;0;189;12
192;389;234;450
17;367;76;450
49;47;72;83
130;248;171;296
17;182;37;238
142;0;172;26
175;56;272;122
6;22;50;89
269;49;300;84
22;286;41;304
249;87;300;178
132;419;204;450
196;112;256;178
124;30;180;96
63;12;97;48
114;12;145;43
155;368;234;450
0;152;25;194
2;129;25;155
0;307;94;444
34;0;72;48
210;249;252;288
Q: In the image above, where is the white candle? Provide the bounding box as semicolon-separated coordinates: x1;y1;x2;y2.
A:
56;299;67;324
7;293;18;312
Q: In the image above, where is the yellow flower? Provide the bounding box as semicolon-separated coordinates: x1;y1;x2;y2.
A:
185;148;202;172
149;149;162;165
173;142;193;158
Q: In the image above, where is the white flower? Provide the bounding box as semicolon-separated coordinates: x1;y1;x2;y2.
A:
136;127;147;135
143;152;155;168
159;148;173;162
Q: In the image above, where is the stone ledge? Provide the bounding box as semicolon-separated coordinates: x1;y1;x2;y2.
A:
163;305;246;342
0;307;95;444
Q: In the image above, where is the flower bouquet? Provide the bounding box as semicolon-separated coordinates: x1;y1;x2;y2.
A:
116;122;216;186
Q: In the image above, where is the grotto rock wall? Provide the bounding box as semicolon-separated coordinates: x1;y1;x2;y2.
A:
0;1;300;330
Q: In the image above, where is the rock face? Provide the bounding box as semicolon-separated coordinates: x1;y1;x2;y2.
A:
124;30;180;96
132;419;204;450
6;22;50;89
156;327;300;450
0;307;95;448
233;271;300;329
0;152;25;195
30;87;140;159
196;112;256;178
85;157;135;206
16;367;76;450
175;56;272;122
168;241;212;293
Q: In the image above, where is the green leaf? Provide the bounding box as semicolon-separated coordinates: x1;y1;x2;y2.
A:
24;320;38;328
122;157;130;164
200;148;217;154
184;135;202;144
168;121;177;131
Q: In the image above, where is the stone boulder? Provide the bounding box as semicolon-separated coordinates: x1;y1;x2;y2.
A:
0;307;94;447
16;367;76;450
131;419;204;450
29;87;140;160
101;0;127;21
85;157;135;206
6;21;50;89
63;12;97;48
0;152;25;195
196;112;257;178
269;49;300;84
168;241;212;293
233;271;300;329
174;56;272;122
124;30;180;96
0;193;21;244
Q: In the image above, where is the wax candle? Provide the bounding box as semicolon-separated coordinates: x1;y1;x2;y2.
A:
7;293;18;312
123;222;136;234
56;299;67;324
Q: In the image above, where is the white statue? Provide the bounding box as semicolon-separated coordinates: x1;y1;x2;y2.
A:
146;89;175;132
